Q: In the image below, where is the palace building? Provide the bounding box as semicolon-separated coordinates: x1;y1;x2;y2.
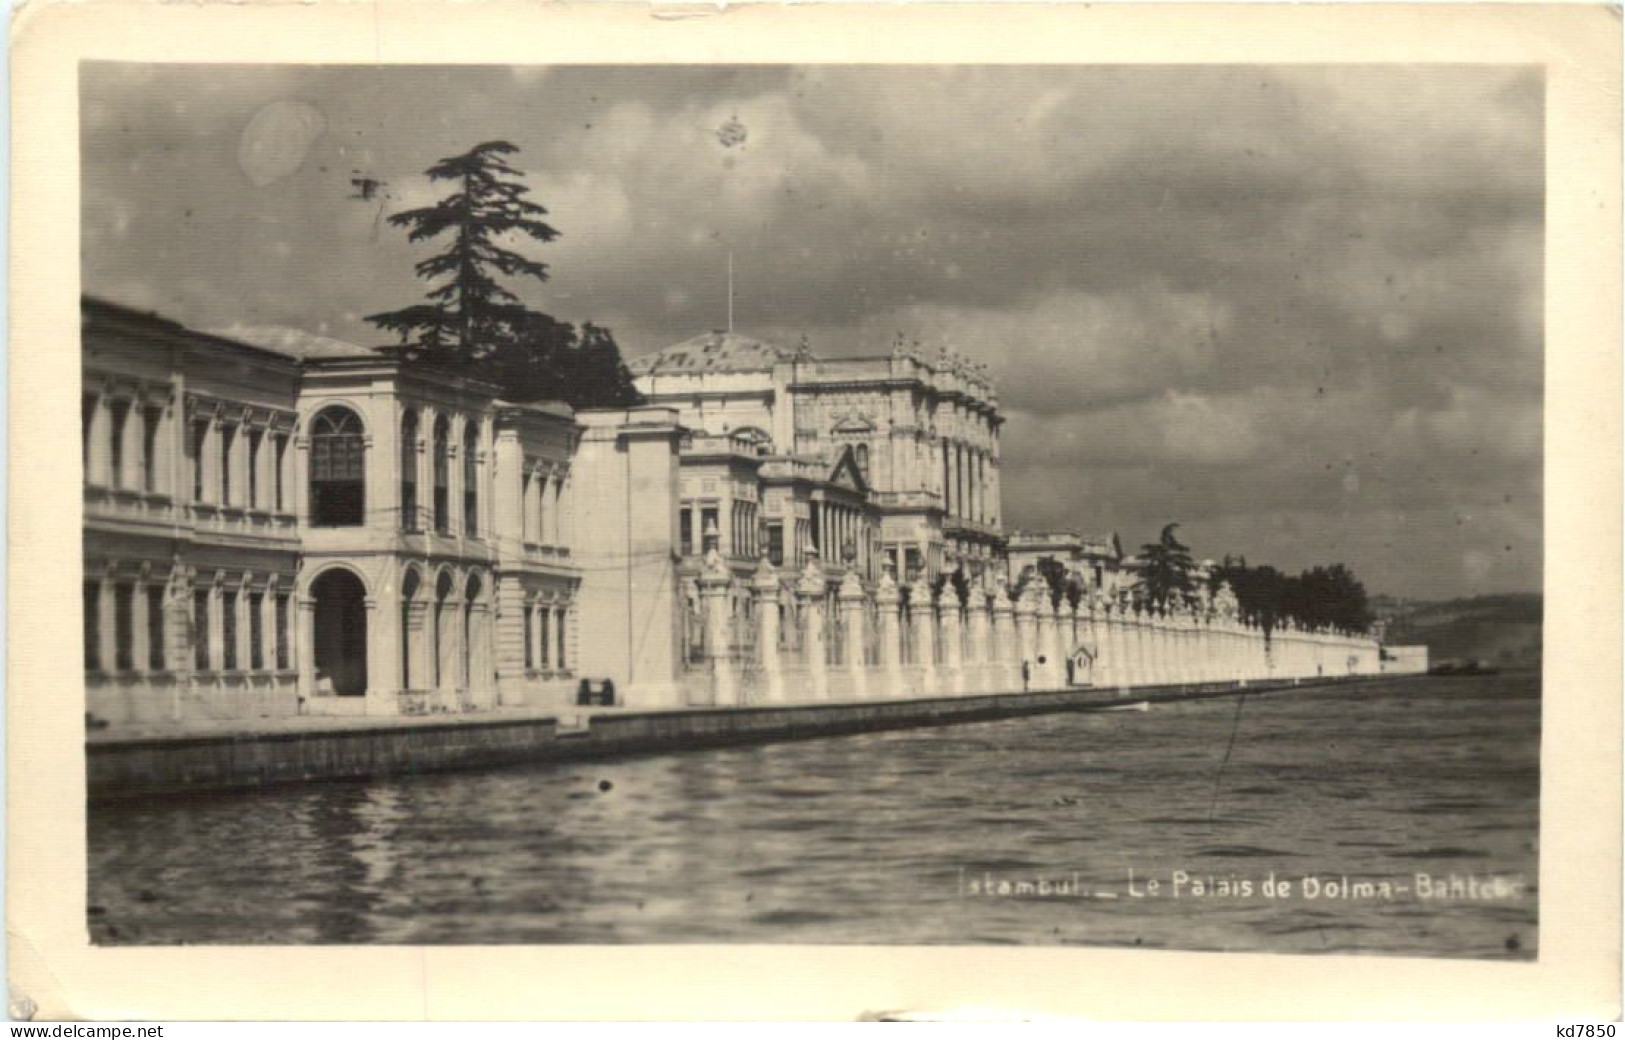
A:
81;298;686;724
629;331;1007;588
82;298;1404;727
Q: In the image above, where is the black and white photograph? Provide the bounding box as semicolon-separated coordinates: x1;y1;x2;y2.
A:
11;4;1616;1019
73;58;1552;958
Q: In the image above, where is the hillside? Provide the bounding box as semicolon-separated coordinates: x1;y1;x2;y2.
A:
1376;593;1542;669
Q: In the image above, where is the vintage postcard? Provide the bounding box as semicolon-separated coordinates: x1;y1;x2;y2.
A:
9;0;1621;1023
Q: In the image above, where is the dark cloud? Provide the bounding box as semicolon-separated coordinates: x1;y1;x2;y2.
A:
80;63;1542;598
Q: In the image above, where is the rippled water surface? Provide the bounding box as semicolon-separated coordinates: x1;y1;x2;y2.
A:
89;674;1539;957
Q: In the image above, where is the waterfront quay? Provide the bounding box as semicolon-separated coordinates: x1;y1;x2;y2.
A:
87;675;1385;802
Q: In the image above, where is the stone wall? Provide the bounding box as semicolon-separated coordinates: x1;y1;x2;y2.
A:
680;553;1387;707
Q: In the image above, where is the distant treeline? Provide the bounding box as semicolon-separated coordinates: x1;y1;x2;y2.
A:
1210;559;1374;635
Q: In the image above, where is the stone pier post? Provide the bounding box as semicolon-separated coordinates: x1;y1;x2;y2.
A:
1015;586;1038;691
839;571;868;700
797;555;828;701
992;584;1016;691
1178;608;1195;684
1034;594;1058;690
876;569;904;698
751;555;784;703
698;554;736;707
909;574;937;697
1131;604;1152;688
939;583;964;695
1095;601;1117;688
966;585;991;692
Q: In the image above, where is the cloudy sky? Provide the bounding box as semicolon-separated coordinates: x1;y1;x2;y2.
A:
82;64;1542;600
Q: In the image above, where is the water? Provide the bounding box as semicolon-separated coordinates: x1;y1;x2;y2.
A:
88;673;1538;958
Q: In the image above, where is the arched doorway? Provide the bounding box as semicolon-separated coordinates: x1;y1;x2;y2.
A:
312;568;368;695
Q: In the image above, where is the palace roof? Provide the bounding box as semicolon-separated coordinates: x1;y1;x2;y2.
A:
629;331;806;376
206;323;379;361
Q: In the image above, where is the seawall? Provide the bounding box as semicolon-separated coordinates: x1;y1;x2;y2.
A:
87;678;1377;802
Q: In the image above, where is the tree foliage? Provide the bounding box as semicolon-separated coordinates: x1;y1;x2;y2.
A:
368;141;643;409
1210;560;1374;634
1137;523;1196;607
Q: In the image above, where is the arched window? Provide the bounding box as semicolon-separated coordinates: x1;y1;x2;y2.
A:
463;572;483;688
310;407;364;527
433;570;454;688
462;420;479;537
432;415;451;534
400;410;420;532
400;568;421;689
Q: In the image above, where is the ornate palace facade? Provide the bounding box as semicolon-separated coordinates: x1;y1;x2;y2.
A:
630;331;1006;589
82;298;686;724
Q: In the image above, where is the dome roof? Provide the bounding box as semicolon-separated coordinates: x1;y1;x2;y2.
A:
629;331;806;376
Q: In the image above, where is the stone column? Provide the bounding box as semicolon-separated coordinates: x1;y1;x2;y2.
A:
938;583;964;695
296;594;316;705
751;556;784;703
992;584;1016;691
909;573;937;697
875;568;904;698
697;551;736;707
797;555;828;701
839;571;868;700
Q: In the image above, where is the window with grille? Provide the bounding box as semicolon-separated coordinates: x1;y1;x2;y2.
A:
247;429;262;509
113;583;134;672
194;590;210;670
275;592;290;670
400;411;419;532
147;585;166;671
524;603;534;669
219;424;236;505
142;406;162;493
768;523;784;567
463;421;479;536
84;582;100;671
109;401;130;489
432;416;450;533
249;591;264;670
555;608;567;670
310;407;365;526
273;434;288;513
82;396;96;478
191;421;208;502
222;590;238;670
